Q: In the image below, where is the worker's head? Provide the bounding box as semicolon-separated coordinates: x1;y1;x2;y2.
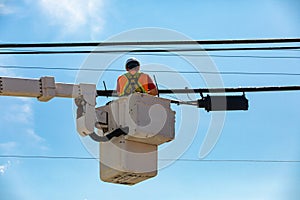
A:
125;57;140;71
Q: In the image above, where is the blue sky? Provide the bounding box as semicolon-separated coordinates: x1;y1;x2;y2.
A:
0;0;300;199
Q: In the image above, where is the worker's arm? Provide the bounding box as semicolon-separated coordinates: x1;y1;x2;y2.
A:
146;75;158;96
116;80;120;96
116;76;123;96
148;86;158;96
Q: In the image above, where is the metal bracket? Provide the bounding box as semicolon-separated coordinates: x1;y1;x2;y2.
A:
38;77;56;102
75;84;97;136
89;127;129;142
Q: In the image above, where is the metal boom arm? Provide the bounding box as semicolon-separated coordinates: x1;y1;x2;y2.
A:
0;76;98;138
0;76;83;101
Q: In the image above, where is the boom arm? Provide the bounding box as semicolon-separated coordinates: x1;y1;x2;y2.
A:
0;76;83;100
0;76;96;137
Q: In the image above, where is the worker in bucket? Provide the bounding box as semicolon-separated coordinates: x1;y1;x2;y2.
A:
116;58;158;96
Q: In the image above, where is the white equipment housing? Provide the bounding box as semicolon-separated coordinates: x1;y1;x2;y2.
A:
100;137;158;185
96;93;175;185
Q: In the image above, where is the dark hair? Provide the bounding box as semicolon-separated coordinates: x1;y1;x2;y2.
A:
126;61;140;70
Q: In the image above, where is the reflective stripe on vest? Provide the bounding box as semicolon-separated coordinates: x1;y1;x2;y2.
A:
120;72;147;96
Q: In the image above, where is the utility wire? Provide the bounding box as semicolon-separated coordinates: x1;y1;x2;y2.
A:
97;86;300;97
159;159;300;163
1;46;300;55
1;51;300;59
202;55;300;59
1;38;300;48
0;155;299;163
1;65;300;76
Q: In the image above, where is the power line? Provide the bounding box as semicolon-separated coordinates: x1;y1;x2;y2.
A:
202;55;300;59
1;46;300;55
2;48;300;59
0;65;123;72
160;159;300;163
97;86;300;97
125;53;300;59
0;155;299;163
0;155;95;160
1;51;300;59
1;38;300;48
2;65;300;76
152;86;300;94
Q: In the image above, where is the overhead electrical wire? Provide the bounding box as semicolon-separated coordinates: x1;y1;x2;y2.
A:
0;155;299;163
160;159;300;163
1;38;299;62
2;50;300;59
3;47;300;59
96;86;300;97
1;46;300;55
1;38;299;95
1;38;300;48
1;65;300;76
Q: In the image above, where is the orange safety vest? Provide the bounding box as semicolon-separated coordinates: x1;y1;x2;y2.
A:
117;72;156;96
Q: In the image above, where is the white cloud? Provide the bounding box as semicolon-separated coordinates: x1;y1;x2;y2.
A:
37;0;105;37
0;161;11;175
0;166;5;174
24;129;48;150
0;61;48;151
0;56;17;77
0;68;16;77
4;99;33;124
0;3;15;15
0;142;17;152
26;129;44;142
